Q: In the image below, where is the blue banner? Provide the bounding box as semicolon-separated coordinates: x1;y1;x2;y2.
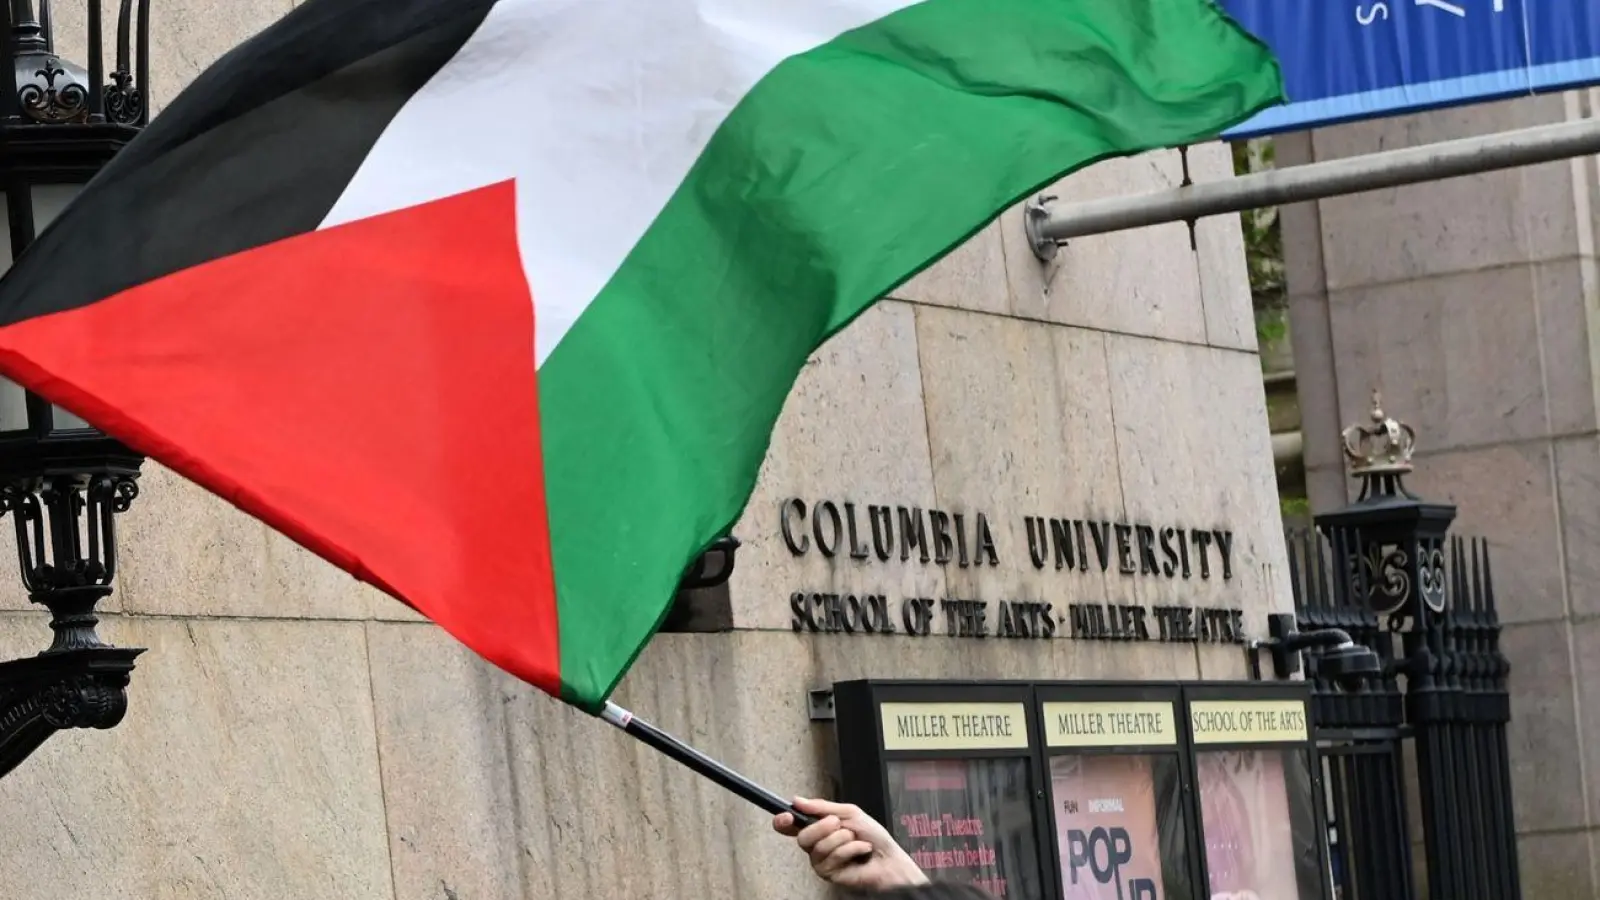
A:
1219;0;1600;138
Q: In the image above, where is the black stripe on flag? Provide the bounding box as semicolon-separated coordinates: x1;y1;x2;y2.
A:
0;0;498;328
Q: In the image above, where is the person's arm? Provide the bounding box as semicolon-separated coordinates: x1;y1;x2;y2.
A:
773;797;929;891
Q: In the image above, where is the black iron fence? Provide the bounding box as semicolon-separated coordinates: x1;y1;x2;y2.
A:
1286;525;1413;900
1276;395;1519;900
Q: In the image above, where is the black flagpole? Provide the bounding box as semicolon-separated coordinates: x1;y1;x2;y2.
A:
600;701;820;828
614;536;863;837
615;537;820;824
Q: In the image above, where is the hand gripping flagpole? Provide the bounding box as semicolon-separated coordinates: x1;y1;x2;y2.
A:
598;701;820;828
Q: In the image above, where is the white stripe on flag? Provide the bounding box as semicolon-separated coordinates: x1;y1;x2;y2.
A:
320;0;922;367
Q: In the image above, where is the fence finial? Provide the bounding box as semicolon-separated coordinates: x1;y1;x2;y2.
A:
1342;389;1416;478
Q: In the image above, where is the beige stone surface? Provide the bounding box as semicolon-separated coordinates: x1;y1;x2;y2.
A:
512;634;773;900
1314;156;1592;291
1193;644;1251;680
1501;620;1585;833
1304;464;1350;515
1593;830;1600;898
730;301;944;631
1311;94;1573;164
1196;214;1254;353
1517;831;1596;900
735;219;1278;644
997;152;1210;345
0;608;45;657
0;613;1226;900
0;614;394;900
916;306;1122;614
1286;91;1600;896
730;306;1281;654
892;144;1250;352
1104;336;1292;634
1276;135;1329;294
1308;95;1595;291
1571;618;1600;824
1556;436;1600;620
366;584;430;622
114;464;380;620
371;626;1204;900
0;568;32;613
1278;132;1353;480
1400;742;1425;848
1407;442;1566;624
1538;257;1600;438
1187;142;1258;353
47;0;294;118
145;1;297;115
1326;264;1581;456
1285;290;1348;474
961;142;1248;350
1;461;404;621
1194;210;1255;352
732;302;1286;642
367;623;524;900
889;220;1011;317
112;465;266;617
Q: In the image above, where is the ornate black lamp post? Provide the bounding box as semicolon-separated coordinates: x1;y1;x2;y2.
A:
0;0;150;780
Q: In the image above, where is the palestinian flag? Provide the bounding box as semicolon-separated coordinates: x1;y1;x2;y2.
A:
0;0;1282;709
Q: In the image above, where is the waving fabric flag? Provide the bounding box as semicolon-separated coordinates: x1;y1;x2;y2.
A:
0;0;1282;709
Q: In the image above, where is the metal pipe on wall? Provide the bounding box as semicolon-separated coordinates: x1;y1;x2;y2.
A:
1023;118;1600;260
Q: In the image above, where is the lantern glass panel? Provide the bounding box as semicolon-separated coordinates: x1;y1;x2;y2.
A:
31;183;78;234
0;378;25;433
0;187;11;269
50;405;91;430
0;182;80;269
34;186;91;434
0;186;23;434
0;183;97;437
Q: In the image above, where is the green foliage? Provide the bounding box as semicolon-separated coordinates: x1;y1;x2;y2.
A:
1232;139;1285;320
1256;306;1288;346
1280;495;1311;519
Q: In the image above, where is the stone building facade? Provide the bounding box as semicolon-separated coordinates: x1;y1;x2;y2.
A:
1283;90;1600;896
0;4;1290;898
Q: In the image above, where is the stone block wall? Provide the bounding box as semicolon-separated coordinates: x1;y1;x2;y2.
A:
1283;89;1600;896
0;4;1289;898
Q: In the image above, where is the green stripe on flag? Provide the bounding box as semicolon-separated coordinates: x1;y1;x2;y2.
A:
538;0;1284;707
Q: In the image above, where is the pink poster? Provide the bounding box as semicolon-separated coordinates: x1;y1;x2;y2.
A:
1050;755;1166;900
1195;750;1302;900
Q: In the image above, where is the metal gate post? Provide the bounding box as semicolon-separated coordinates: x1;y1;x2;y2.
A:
1310;393;1522;900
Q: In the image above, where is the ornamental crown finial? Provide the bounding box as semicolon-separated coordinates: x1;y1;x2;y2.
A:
1341;389;1416;477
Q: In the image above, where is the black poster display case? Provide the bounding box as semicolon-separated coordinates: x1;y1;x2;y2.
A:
1035;683;1196;900
835;681;1050;900
833;679;1332;900
1182;682;1329;900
